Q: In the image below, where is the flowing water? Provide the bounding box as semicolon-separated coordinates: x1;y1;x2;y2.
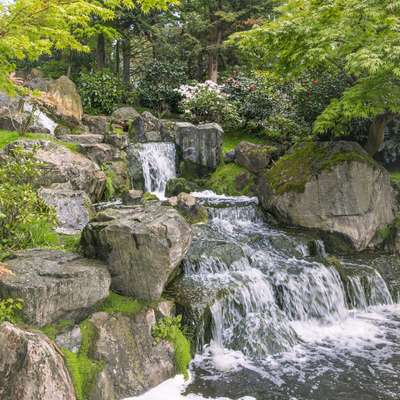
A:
131;191;400;400
24;102;58;135
137;142;176;199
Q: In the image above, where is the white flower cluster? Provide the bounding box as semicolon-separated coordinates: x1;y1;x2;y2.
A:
177;80;226;100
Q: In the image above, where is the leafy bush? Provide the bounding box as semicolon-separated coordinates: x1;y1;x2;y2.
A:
78;71;124;115
179;82;241;129
0;298;24;324
137;60;187;114
153;315;191;379
0;146;57;256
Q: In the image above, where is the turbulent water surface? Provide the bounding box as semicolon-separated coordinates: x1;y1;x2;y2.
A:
131;191;400;400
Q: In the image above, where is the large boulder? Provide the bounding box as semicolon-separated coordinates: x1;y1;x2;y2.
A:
175;122;223;176
0;250;111;326
89;309;175;399
0;323;76;400
81;205;192;300
111;107;140;130
78;143;117;165
82;114;108;135
260;141;396;251
55;133;104;145
234;141;274;174
39;182;93;235
4;140;106;201
165;177;199;198
45;76;83;123
129;111;162;143
126;143;145;190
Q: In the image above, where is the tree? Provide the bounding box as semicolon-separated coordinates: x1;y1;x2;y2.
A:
234;0;400;155
0;0;177;93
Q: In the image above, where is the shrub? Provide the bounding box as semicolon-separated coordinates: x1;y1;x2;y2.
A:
178;82;241;129
0;298;24;324
152;315;191;379
0;146;57;255
137;60;187;114
78;71;124;115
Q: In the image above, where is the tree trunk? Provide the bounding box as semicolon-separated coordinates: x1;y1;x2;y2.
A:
207;20;223;82
115;40;120;77
96;33;106;70
122;39;131;86
365;114;394;156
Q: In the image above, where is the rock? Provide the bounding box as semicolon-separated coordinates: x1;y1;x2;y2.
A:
0;249;111;326
129;111;162;143
0;109;53;135
82;114;108;135
126;144;145;190
106;159;130;195
39;182;93;235
175;122;223;176
45;76;83;123
0;322;76;400
165;177;199;198
122;189;143;205
55;133;104;145
89;309;175;399
261;141;396;251
81;205;192;300
111;107;140;130
161;119;177;142
235;141;274;173
56;325;82;353
4;140;106;201
176;193;208;225
79;143;117;164
105;133;128;149
224;149;235;163
24;77;52;92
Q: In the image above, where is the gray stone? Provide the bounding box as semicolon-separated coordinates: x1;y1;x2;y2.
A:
235;141;273;173
260;141;396;251
105;133;128;149
90;309;175;399
81;205;192;300
106;159;130;195
122;189;143;205
56;133;104;145
0;249;111;326
39;182;93;235
0;322;76;400
126;143;145;190
79;143;117;164
130;111;162;143
56;325;82;353
175;122;223;176
82;114;109;135
111;107;140;130
224;149;235;163
4;140;107;201
165;177;199;198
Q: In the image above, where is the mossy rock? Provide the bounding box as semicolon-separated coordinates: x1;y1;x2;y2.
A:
207;163;255;196
143;192;159;202
165;178;199;198
266;140;378;195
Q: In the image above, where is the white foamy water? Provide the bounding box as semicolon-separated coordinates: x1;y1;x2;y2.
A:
24;102;57;135
138;142;176;199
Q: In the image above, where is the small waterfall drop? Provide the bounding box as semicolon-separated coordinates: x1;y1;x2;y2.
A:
138;142;176;199
24;102;57;135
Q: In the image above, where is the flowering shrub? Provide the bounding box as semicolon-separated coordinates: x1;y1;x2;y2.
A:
178;81;241;128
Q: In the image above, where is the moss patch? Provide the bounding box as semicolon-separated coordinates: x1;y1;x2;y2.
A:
40;319;74;340
223;132;266;154
266;141;377;195
62;320;103;400
152;316;191;379
143;192;159;202
207;163;254;196
97;292;145;315
0;129;79;152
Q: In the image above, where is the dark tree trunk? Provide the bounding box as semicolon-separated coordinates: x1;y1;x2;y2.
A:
365;113;394;156
122;39;131;86
207;26;222;82
115;40;120;77
96;33;106;70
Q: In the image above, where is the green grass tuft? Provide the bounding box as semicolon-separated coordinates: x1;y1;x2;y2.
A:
222;132;266;154
41;319;74;340
97;292;144;315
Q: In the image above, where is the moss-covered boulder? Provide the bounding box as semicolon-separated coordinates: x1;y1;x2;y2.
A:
259;141;395;251
176;193;209;225
207;163;255;196
234;141;274;173
165;177;199;197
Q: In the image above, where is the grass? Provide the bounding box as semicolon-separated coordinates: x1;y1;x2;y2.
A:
222;131;267;154
207;163;254;196
0;129;79;152
41;319;74;340
97;291;145;315
390;170;400;184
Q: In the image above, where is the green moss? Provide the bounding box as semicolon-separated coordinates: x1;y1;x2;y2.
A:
266;141;377;195
0;129;79;152
40;319;74;340
378;225;392;241
207;163;254;196
112;127;125;136
390;170;400;184
62;320;103;400
59;233;81;253
179;205;209;225
152;316;191;379
223;132;266;154
143;192;159;201
97;292;144;315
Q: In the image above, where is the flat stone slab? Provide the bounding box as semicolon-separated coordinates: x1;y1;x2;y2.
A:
0;250;111;326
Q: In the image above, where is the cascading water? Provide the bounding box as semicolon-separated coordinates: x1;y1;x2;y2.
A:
131;191;400;400
24;102;57;135
138;142;176;199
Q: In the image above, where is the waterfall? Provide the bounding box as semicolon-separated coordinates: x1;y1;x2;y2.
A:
138;142;176;199
24;102;57;135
